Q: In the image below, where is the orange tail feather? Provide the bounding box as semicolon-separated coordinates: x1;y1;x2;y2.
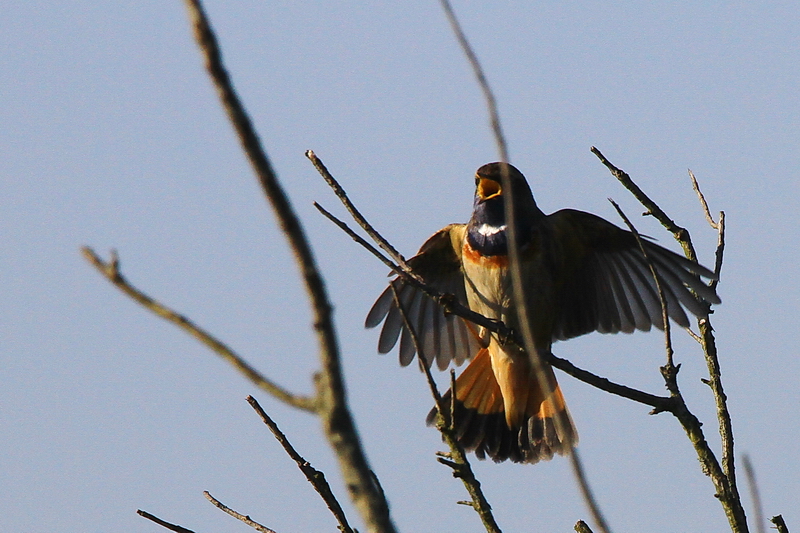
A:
428;348;577;464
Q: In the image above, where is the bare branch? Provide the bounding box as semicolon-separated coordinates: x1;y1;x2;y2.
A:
771;516;790;533
591;146;697;260
137;510;197;533
307;150;410;274
81;247;316;412
246;396;354;533
438;0;508;163
689;169;720;230
743;455;766;533
389;286;501;533
204;492;277;533
569;450;611;533
181;2;396;531
594;151;747;533
314;202;401;276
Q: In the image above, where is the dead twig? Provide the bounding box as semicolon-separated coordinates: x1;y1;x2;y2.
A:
137;510;197;533
246;396;354;533
389;285;501;533
204;492;277;533
81;247;316;412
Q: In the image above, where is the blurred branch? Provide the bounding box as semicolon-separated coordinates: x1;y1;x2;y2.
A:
569;450;611;533
246;396;354;533
181;1;396;531
435;8;605;531
204;492;277;533
137;510;197;533
743;455;765;533
593;149;747;533
81;247;316;412
438;0;508;163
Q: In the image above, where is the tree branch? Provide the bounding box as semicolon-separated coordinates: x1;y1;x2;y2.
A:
181;2;396;531
390;286;501;533
593;149;747;533
204;492;277;533
246;396;354;533
137;510;197;533
81;247;316;412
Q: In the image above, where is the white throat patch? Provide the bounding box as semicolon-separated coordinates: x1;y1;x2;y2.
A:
476;223;507;236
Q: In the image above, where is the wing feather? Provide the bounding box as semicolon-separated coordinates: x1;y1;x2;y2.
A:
548;209;719;341
366;224;476;368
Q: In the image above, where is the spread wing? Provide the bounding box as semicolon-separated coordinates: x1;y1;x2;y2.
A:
365;224;482;370
545;209;721;341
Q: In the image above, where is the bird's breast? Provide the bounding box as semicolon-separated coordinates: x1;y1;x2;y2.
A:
462;239;513;324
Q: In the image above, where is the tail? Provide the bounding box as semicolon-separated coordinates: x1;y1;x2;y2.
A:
427;347;577;463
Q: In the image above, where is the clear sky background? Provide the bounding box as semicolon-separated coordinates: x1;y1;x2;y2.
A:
2;2;798;532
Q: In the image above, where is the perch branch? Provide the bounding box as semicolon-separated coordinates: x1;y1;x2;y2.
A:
182;1;396;531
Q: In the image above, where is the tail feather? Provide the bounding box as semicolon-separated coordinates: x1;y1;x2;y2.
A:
427;347;577;464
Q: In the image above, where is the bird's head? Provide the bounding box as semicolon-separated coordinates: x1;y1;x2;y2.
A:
472;162;541;224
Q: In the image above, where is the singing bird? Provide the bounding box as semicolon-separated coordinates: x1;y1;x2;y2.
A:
366;162;720;464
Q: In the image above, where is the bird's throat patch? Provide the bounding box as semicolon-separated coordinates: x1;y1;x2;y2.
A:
463;239;509;267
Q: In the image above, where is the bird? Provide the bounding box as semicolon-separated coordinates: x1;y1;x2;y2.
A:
365;162;720;464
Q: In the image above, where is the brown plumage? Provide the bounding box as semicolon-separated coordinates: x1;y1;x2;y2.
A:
367;162;720;463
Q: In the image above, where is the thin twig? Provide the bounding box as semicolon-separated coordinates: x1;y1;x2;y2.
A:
689;169;719;230
137;510;197;533
570;450;611;533
389;285;502;533
81;247;316;412
307;150;410;274
204;492;277;533
607;200;675;379
595;150;747;533
181;2;396;531
591;147;697;261
743;455;766;533
315;202;402;275
246;396;354;533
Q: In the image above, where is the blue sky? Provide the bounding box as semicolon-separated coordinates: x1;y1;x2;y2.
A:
2;2;798;532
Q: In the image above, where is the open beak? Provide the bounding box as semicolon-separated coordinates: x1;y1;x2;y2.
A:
477;177;502;201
